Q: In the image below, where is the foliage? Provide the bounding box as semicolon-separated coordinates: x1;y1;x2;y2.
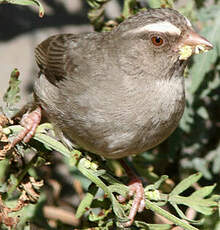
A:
0;0;44;17
0;0;220;229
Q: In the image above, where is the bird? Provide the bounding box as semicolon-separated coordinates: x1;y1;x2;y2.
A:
11;8;213;226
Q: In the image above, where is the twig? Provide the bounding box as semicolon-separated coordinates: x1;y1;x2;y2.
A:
43;206;80;226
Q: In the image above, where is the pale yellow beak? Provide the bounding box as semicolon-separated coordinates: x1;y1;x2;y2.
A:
178;29;213;60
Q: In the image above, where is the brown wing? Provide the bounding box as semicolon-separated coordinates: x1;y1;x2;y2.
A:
35;34;78;83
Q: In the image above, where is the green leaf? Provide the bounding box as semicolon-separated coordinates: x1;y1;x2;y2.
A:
160;0;174;8
108;184;128;198
145;199;199;230
192;158;212;180
111;195;128;222
145;175;168;191
0;0;44;17
179;104;194;133
170;202;204;224
212;143;220;174
100;172;123;185
88;209;111;222
170;195;217;215
87;0;109;9
190;184;216;199
34;133;72;158
122;0;140;18
197;106;209;120
135;221;172;230
77;158;127;221
190;11;220;93
147;0;161;8
170;173;202;196
3;68;21;117
77;158;110;195
3;68;20;104
76;183;98;218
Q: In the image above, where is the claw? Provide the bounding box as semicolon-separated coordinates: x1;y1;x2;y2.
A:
118;159;145;227
11;107;42;146
123;178;145;227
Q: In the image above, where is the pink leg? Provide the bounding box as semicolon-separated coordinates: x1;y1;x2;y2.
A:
118;159;145;227
11;107;42;147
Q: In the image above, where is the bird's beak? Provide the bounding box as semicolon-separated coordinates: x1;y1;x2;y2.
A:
178;29;213;60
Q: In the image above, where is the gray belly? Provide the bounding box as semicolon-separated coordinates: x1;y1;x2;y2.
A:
34;74;185;159
60;98;185;159
57;79;185;159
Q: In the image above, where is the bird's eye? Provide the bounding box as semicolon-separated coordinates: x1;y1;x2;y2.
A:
151;36;164;46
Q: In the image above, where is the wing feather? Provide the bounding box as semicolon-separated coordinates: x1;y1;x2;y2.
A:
35;34;78;82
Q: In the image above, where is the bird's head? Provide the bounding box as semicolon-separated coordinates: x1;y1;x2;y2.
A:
111;8;213;79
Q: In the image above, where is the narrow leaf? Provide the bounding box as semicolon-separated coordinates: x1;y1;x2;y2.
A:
190;184;216;199
170;173;202;196
33;133;72;158
170;202;204;224
171;195;217;215
192;158;212;179
75;183;98;218
135;221;172;230
108;184;128;198
111;195;128;221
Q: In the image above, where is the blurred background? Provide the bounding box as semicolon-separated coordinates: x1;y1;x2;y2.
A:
0;0;220;229
0;0;122;106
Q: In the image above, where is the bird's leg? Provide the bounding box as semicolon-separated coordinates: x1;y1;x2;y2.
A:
118;159;145;227
11;106;42;146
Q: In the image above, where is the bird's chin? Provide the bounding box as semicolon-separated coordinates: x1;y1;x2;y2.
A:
170;58;188;79
178;58;188;73
179;56;189;65
179;59;185;66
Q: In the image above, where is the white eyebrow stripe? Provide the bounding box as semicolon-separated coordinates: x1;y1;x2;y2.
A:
128;21;181;35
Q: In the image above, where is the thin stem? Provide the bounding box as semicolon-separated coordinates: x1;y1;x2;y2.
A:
145;199;199;230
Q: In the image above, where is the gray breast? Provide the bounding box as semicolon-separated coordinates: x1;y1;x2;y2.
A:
54;75;185;159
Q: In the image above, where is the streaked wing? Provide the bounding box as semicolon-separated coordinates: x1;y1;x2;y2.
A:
35;34;78;82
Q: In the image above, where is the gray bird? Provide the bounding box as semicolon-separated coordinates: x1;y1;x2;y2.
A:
12;8;213;226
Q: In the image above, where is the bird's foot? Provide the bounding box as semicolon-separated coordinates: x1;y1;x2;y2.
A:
118;177;145;227
11;107;42;146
